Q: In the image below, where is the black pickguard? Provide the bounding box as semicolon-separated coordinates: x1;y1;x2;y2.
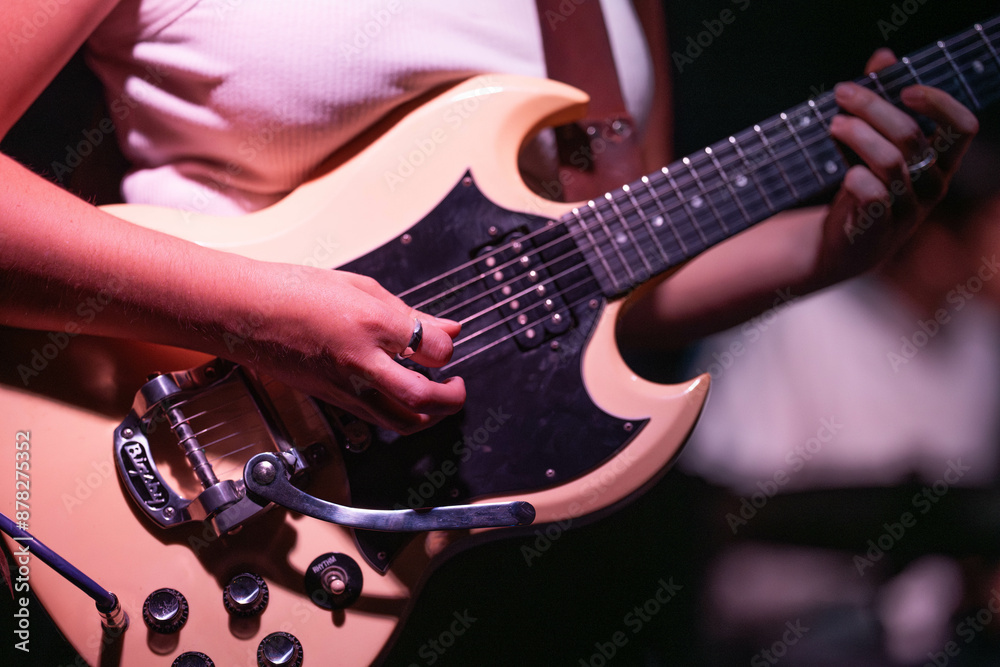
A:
336;173;646;571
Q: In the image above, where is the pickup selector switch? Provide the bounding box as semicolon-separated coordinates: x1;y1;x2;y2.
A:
142;588;188;634
305;552;363;610
257;631;303;667
223;572;269;617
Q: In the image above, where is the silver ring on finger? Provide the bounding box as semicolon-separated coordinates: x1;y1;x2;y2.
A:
397;319;423;360
907;149;937;176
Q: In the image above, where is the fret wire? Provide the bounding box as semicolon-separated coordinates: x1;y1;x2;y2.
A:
683;156;730;234
901;56;923;85
662;166;710;246
753;123;799;201
779;111;824;186
570;207;619;293
621;184;672;266
806;98;833;132
641;175;689;256
867;70;890;101
588;200;636;284
704;147;752;227
604;192;654;275
976;24;1000;71
729;135;776;213
937;41;981;109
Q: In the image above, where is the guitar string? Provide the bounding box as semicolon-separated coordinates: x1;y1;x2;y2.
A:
443;289;613;370
403;43;998;325
449;273;595;351
153;32;1000;476
443;90;998;359
403;41;1000;336
406;32;998;301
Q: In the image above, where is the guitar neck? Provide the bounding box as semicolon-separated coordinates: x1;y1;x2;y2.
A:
571;15;1000;298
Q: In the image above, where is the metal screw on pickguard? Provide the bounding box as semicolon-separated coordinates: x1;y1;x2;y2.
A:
252;461;277;485
545;469;556;478
401;234;413;245
624;422;634;432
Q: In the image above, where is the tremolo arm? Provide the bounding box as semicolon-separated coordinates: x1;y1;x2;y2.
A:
113;358;534;537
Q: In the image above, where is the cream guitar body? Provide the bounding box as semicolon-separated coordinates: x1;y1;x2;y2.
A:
0;74;708;667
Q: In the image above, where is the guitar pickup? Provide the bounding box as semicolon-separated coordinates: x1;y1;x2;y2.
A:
475;230;574;350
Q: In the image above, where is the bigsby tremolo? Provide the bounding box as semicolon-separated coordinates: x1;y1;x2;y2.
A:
113;358;533;537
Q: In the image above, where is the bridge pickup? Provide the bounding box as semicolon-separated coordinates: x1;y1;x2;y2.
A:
475;230;574;350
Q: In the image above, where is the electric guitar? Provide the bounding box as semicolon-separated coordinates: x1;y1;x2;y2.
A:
3;16;999;666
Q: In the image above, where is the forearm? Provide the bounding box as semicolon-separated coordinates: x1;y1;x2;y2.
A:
0;153;466;432
618;207;831;350
0;153;252;357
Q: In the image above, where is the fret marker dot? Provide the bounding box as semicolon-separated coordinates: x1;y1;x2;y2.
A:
799;116;811;127
825;160;838;175
734;174;748;188
974;60;985;74
652;216;664;227
616;233;628;245
692;196;704;209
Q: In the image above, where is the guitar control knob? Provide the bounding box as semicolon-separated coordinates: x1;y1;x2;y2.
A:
172;651;215;667
142;588;188;634
257;631;303;667
223;572;269;617
305;552;363;610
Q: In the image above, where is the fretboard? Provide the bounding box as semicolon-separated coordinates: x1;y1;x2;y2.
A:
569;15;1000;298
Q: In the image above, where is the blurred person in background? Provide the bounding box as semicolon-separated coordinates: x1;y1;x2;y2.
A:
675;119;1000;666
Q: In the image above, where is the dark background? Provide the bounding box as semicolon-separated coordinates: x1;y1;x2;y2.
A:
3;1;1000;666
